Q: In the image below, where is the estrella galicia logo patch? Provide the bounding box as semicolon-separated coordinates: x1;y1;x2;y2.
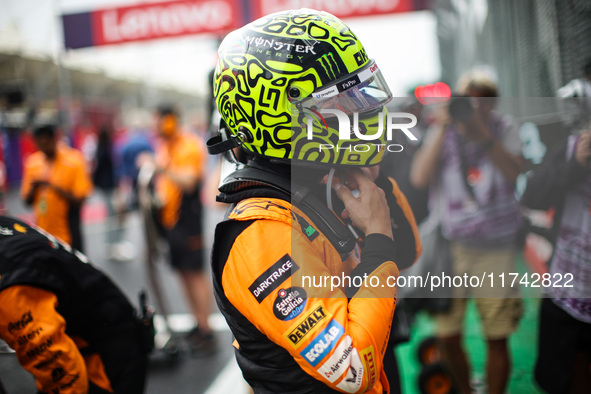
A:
249;254;299;303
301;320;345;367
273;287;307;321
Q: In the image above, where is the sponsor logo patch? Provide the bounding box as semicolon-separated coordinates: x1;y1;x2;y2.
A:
51;367;66;382
295;213;318;242
17;326;44;346
284;302;330;348
318;336;353;383
249;254;299;303
300;320;344;367
360;346;377;388
336;347;365;392
26;336;53;359
53;373;80;392
13;223;27;233
34;350;63;370
0;226;13;236
312;85;338;99
8;311;33;334
273;287;307;321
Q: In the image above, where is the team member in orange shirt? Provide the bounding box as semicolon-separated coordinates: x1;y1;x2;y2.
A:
154;105;216;354
21;125;93;252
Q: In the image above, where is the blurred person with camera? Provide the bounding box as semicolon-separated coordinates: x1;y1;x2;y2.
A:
519;68;591;391
520;128;591;393
410;70;525;394
21;124;93;252
557;60;591;134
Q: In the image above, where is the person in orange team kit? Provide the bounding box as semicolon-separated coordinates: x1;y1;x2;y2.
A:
154;105;216;355
21;124;93;252
0;215;149;393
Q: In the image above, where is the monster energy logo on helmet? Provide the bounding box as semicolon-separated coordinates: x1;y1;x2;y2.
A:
317;53;341;80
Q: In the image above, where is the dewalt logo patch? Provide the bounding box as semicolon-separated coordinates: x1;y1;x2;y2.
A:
284;302;331;348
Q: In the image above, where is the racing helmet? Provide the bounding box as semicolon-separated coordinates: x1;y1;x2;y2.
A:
212;9;393;167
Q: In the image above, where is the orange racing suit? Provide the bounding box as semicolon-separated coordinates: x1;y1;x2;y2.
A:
211;172;421;393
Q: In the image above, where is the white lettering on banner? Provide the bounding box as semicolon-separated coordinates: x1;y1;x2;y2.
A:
260;0;401;17
102;11;120;42
101;1;232;43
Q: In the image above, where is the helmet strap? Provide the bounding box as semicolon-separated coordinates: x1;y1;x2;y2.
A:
206;119;242;155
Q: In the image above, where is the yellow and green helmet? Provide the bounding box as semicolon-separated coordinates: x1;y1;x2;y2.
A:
213;9;392;166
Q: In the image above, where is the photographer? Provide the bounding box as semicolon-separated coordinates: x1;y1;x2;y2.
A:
410;71;524;394
519;126;591;393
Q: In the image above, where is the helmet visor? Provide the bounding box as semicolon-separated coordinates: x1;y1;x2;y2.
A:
295;60;392;116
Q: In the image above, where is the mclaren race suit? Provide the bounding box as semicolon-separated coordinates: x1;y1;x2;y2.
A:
212;166;421;394
0;216;148;393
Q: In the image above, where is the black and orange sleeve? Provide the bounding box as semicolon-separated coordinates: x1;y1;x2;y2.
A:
0;285;89;394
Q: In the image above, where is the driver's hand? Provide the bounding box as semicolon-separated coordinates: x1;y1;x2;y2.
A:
332;170;393;240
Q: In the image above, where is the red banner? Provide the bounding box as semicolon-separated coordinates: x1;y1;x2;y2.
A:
251;0;414;20
89;0;241;46
62;0;421;49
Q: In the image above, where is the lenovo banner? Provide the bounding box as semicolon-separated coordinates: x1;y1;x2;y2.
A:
62;0;243;49
62;0;424;49
250;0;415;20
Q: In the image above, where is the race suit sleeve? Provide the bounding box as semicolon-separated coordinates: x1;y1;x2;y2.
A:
221;209;399;394
519;141;588;210
0;285;88;394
